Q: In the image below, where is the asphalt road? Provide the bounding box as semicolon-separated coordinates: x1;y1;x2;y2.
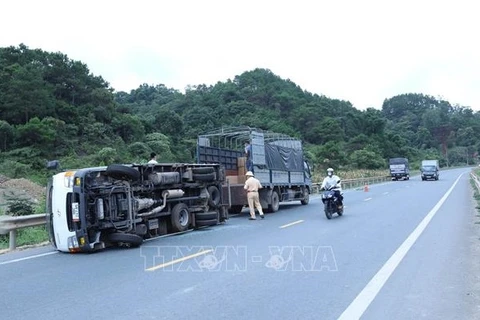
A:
1;168;480;320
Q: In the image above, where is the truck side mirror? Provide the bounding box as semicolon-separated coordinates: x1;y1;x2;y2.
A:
46;160;60;170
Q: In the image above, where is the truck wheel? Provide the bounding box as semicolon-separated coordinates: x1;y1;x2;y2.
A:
193;173;216;181
171;203;190;232
192;167;215;174
107;233;143;248
106;164;140;181
301;189;309;205
207;186;221;207
268;191;280;213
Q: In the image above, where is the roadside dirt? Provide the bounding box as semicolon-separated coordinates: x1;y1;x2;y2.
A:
0;175;46;210
0;175;48;254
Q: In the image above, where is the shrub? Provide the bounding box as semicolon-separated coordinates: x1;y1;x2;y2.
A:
4;192;35;216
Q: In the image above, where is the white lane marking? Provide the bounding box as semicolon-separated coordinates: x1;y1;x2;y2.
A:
0;251;58;265
183;286;196;293
337;174;462;320
146;249;212;271
279;220;304;229
364;198;372;201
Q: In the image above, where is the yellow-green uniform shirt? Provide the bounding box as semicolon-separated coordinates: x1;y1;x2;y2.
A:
244;177;262;192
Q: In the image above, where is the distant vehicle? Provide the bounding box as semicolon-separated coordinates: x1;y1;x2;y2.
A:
389;158;410;180
421;160;439;181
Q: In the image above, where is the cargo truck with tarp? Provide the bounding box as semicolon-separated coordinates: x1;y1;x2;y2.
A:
389;157;410;180
196;126;312;214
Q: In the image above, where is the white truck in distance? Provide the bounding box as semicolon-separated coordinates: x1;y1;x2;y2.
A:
421;160;439;181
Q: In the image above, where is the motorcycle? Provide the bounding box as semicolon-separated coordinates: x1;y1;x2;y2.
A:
321;182;344;219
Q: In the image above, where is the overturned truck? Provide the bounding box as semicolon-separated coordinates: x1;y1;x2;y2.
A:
46;163;227;253
196;126;313;214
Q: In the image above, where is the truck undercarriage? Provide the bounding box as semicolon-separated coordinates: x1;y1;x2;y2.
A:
49;163;227;252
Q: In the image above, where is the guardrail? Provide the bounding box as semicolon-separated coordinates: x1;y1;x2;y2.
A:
0;214;46;251
311;175;391;193
0;175;392;252
471;171;480;193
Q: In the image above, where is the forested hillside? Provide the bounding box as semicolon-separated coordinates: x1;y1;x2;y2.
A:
1;44;479;182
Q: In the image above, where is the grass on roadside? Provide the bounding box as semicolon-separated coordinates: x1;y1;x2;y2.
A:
0;197;49;251
0;226;49;250
470;169;480;225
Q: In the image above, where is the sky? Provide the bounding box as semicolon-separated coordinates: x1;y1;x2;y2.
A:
1;0;479;111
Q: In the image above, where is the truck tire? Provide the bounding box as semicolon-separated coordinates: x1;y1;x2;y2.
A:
301;189;309;205
192;167;215;174
195;211;218;221
207;186;221;207
193;173;216;181
171;203;190;232
267;191;280;213
106;164;140;181
107;233;143;248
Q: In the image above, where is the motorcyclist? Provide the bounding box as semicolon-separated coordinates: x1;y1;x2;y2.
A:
320;168;343;209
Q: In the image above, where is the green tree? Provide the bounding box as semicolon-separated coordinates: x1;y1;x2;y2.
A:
0;120;15;151
111;113;145;143
349;149;386;169
144;133;175;161
97;147;118;165
16;117;56;151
